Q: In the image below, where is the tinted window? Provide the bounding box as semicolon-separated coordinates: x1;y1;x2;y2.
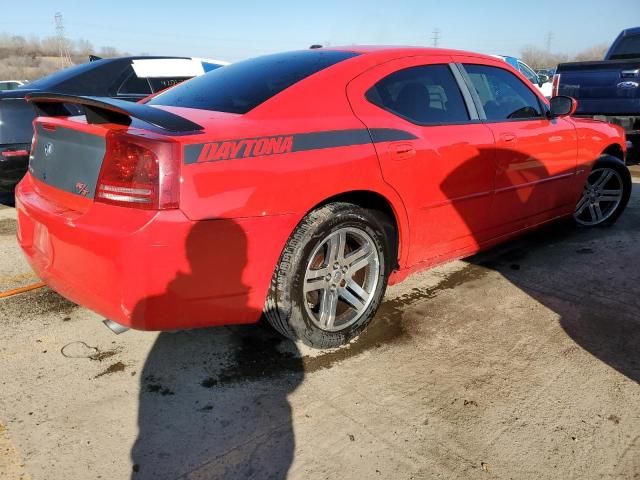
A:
366;65;469;124
609;34;640;59
118;72;152;95
148;50;359;114
464;64;543;121
24;60;105;90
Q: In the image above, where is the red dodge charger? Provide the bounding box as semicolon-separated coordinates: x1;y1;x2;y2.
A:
16;47;631;348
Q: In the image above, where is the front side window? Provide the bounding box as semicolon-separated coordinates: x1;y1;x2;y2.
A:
366;64;470;125
464;64;543;121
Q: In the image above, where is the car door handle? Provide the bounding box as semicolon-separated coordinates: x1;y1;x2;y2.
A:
499;133;517;143
389;142;416;160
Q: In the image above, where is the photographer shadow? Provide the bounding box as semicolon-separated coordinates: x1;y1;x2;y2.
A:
130;221;304;479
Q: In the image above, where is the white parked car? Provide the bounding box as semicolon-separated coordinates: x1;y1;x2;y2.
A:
0;80;28;91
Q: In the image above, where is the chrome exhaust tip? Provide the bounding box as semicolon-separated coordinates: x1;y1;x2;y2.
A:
103;319;129;335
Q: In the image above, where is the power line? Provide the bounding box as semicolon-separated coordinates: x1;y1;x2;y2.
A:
431;29;441;48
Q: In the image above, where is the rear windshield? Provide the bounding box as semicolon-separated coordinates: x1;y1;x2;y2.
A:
0;98;35;144
147;50;359;114
609;34;640;60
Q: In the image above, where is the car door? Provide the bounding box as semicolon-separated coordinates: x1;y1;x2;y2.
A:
455;59;578;233
347;57;496;266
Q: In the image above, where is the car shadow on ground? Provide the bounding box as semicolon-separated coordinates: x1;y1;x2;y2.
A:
441;148;640;386
130;221;304;480
469;213;640;385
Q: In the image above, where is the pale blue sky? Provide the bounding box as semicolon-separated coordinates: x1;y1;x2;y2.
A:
1;0;638;61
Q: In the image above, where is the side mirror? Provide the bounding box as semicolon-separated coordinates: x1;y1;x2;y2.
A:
549;96;577;117
538;74;550;84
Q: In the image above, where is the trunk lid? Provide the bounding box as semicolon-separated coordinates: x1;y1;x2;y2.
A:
29;119;108;205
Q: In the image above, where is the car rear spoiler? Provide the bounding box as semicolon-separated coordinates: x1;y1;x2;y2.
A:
25;92;203;133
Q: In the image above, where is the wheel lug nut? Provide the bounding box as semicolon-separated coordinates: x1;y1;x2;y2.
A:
333;262;340;270
342;266;348;273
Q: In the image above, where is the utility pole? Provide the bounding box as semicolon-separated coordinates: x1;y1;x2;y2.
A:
54;12;72;68
545;31;554;52
431;29;441;48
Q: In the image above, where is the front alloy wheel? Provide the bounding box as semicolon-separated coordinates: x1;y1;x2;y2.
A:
573;156;632;227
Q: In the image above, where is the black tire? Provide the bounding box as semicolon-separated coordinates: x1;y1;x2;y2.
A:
573;155;632;227
264;202;392;348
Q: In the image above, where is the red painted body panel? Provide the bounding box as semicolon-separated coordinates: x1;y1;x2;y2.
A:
16;174;298;329
15;47;627;331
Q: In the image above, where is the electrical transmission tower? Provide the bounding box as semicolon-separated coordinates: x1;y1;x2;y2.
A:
431;29;441;48
54;12;73;68
545;31;554;52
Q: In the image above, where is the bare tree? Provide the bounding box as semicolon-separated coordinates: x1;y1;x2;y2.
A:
521;45;569;69
0;31;125;80
573;43;609;62
99;46;119;58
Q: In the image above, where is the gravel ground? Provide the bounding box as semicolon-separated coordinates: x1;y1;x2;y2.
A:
0;175;639;480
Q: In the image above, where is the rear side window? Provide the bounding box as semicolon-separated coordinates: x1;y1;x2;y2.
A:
118;72;152;95
464;64;543;121
366;64;470;125
148;50;359;114
148;77;191;93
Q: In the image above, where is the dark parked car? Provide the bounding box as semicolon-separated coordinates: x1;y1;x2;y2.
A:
0;56;227;195
554;27;640;161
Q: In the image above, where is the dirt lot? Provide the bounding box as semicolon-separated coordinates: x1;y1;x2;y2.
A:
1;175;639;480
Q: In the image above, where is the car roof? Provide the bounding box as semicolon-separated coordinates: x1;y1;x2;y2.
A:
324;45;497;62
7;56;227;97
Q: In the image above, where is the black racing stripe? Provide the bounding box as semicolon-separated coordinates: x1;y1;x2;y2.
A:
369;128;417;142
292;129;371;152
183;128;417;164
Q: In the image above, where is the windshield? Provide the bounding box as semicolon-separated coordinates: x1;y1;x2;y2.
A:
148;50;359;114
609;34;640;60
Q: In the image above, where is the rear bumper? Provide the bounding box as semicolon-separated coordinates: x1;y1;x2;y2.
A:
16;174;297;330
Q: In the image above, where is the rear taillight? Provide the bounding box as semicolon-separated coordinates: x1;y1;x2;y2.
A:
551;74;561;97
1;149;29;158
95;130;180;210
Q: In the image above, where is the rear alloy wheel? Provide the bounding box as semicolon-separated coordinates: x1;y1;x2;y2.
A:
303;227;381;332
574;155;631;227
265;202;392;348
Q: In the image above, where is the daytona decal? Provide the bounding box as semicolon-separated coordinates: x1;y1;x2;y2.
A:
183;128;417;164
